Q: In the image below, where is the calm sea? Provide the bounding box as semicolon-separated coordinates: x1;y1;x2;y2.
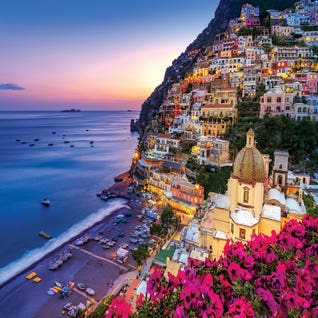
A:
0;110;139;284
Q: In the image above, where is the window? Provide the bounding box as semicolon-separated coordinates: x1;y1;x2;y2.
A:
243;187;249;203
231;223;234;234
277;97;282;103
239;228;246;239
267;97;272;103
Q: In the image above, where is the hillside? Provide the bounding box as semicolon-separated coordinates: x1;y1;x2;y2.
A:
132;0;297;133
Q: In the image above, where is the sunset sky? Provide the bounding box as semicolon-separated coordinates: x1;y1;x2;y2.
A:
0;0;218;110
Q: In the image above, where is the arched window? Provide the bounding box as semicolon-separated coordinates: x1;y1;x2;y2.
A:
239;228;246;239
279;164;282;169
267;97;272;103
243;187;249;203
278;175;283;185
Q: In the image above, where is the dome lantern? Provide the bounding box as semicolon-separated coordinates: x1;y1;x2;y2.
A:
232;129;265;183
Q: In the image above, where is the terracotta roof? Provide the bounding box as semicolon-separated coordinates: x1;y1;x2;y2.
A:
124;279;140;303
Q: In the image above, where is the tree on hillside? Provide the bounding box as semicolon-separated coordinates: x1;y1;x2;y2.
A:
161;205;175;225
132;244;148;272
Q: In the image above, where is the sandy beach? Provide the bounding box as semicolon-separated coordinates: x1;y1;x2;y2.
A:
0;172;144;318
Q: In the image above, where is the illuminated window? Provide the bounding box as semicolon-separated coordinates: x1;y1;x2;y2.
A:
239;228;246;239
243;187;249;203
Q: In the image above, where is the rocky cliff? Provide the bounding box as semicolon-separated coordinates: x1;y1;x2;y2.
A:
131;0;297;133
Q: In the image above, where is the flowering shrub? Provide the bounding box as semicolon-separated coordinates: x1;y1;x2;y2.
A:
106;216;318;317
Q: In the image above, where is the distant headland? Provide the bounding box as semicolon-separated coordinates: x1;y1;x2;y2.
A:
61;108;80;112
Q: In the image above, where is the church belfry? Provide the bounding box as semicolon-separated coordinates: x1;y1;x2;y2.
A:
272;150;289;189
246;128;255;148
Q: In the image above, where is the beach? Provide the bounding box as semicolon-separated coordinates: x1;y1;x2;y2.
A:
0;174;143;318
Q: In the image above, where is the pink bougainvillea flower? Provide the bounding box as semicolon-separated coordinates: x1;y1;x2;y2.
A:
256;287;278;317
207;292;224;318
105;297;132;318
201;272;213;294
184;266;198;282
269;270;286;293
304;258;318;279
277;231;304;250
180;283;200;310
280;291;310;311
136;293;144;307
296;269;314;297
227;297;254;318
228;261;252;282
146;268;166;300
174;305;185;318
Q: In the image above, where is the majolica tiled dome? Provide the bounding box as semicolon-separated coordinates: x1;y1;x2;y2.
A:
232;129;265;182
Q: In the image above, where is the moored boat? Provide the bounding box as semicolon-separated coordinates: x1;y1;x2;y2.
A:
41;198;51;206
39;230;52;239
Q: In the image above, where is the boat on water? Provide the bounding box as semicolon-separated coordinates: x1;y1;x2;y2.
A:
41;198;51;206
39;230;52;239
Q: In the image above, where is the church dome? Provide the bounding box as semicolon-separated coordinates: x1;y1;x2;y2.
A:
232;129;265;182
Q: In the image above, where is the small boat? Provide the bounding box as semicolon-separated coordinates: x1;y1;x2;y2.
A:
52;131;56;134
34;138;40;141
64;140;70;144
16;139;21;142
41;198;51;206
21;141;27;144
48;143;54;146
29;144;35;147
70;145;74;147
89;141;94;144
39;230;52;239
26;272;37;280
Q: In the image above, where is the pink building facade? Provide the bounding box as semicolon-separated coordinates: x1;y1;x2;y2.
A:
259;87;293;118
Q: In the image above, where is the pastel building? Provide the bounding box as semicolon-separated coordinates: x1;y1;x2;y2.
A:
191;136;231;166
201;104;237;136
171;176;204;206
271;25;295;38
272;46;313;63
304;94;318;114
303;30;318;46
284;13;310;26
293;103;317;121
240;3;260;28
164;175;204;215
148;171;172;195
293;73;318;95
259;86;293;118
153;134;181;158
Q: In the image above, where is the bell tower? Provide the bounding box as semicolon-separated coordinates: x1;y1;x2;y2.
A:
272;150;289;189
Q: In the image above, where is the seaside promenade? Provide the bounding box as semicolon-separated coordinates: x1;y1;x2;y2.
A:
0;173;144;318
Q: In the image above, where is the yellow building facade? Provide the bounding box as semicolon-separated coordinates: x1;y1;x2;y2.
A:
199;129;307;259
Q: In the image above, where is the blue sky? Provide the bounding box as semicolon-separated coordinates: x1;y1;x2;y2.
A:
0;0;218;110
